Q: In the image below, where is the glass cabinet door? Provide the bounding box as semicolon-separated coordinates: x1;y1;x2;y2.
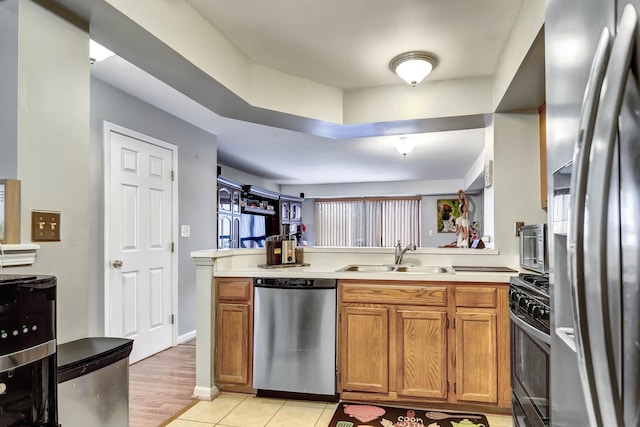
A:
290;203;302;222
218;214;232;249
232;189;241;214
219;187;232;212
232;216;240;248
281;201;290;224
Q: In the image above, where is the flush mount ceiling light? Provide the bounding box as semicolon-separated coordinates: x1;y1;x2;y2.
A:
89;39;115;64
389;51;438;86
395;136;415;158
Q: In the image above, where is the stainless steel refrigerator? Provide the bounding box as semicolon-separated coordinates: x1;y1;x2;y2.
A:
546;1;640;426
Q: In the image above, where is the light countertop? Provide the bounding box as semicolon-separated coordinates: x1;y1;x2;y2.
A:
193;247;522;283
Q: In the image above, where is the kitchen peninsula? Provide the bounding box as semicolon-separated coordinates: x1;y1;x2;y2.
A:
191;246;517;413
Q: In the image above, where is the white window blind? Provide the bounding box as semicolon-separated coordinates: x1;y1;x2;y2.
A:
315;198;420;247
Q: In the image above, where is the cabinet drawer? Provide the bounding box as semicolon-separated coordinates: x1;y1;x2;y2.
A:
455;287;497;308
341;282;447;306
217;278;252;302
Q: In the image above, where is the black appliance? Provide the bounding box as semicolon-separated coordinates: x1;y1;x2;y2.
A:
509;272;550;427
0;274;58;426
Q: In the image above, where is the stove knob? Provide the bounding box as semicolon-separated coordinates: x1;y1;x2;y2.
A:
531;306;542;318
510;290;520;302
518;296;528;308
540;308;550;320
527;301;538;315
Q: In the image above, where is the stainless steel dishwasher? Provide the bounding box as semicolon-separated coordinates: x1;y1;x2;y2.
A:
253;277;336;396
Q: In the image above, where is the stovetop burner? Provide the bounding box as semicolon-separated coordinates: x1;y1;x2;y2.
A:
518;272;549;291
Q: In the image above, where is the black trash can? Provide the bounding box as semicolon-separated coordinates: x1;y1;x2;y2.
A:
57;338;133;427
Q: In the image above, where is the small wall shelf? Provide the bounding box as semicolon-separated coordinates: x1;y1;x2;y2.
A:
0;243;40;267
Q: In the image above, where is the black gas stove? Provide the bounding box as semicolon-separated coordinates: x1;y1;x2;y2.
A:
509;272;550;335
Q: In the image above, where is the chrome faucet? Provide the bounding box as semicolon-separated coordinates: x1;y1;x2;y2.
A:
394;240;417;265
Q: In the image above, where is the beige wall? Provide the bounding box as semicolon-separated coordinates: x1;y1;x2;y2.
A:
492;0;545;109
9;0;91;343
491;112;547;257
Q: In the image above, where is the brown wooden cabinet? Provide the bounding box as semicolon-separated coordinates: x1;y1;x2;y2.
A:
539;103;547;209
340;305;389;393
454;286;498;404
455;310;497;403
339;280;510;410
339;281;450;403
396;307;448;400
214;278;254;392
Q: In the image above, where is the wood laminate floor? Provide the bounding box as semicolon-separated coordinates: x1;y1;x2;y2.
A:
129;340;197;427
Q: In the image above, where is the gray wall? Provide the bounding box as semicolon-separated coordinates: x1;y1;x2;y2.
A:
90;77;217;337
0;0;18;178
421;192;484;247
5;0;91;344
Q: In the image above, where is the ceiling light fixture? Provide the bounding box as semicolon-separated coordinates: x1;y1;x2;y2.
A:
389;51;438;86
89;39;115;64
395;136;415;158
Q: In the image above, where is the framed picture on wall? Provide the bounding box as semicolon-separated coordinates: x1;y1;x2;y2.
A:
0;179;21;244
437;198;460;233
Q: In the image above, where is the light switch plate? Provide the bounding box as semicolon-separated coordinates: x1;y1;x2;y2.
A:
32;210;61;242
180;225;191;238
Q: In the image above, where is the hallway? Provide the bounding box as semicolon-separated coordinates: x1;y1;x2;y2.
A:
129;340;196;427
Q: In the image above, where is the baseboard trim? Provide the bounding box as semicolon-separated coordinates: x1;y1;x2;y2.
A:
178;330;196;344
193;385;220;401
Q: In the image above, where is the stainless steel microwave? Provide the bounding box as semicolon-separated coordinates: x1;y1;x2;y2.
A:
519;224;548;274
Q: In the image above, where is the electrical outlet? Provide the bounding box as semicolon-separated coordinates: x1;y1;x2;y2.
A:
515;221;524;237
32;210;61;242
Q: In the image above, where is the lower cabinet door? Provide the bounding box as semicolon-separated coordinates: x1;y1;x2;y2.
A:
396;307;448;399
455;309;498;403
340;305;389;393
215;302;251;385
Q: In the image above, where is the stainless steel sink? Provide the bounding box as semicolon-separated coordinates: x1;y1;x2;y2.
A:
336;264;454;274
337;264;396;272
394;265;454;274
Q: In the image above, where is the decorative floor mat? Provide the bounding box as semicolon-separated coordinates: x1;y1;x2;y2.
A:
328;402;490;427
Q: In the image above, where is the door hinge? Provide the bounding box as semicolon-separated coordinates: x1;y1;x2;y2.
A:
171;170;175;181
447;381;450;393
446;317;449;328
453;318;456;329
454;382;457;394
170;314;175;325
171;242;175;253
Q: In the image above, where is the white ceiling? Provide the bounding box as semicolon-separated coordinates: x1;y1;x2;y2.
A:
91;0;528;186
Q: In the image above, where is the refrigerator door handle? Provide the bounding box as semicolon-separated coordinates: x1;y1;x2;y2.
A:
567;28;612;427
583;4;638;426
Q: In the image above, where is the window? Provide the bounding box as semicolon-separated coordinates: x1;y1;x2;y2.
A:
314;197;420;247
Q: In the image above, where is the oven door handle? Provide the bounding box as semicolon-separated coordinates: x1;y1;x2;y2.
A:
0;339;56;373
567;26;612;427
509;310;550;348
583;5;638;426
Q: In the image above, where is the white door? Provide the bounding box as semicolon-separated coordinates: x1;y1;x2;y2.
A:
105;124;176;363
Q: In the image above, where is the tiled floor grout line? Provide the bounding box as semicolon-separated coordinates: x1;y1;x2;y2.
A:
264;399;287;427
168;393;513;427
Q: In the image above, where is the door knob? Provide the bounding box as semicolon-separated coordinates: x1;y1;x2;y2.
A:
112;260;123;269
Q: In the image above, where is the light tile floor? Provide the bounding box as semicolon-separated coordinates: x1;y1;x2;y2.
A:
167;393;513;427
